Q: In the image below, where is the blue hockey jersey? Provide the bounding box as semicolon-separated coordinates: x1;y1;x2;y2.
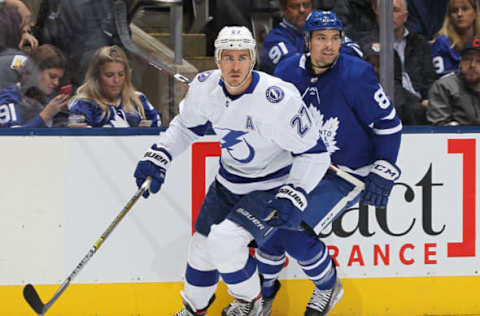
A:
274;53;402;176
68;92;160;127
431;35;460;76
260;18;363;75
0;86;48;128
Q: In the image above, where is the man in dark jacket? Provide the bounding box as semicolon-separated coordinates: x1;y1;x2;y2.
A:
428;37;480;125
342;0;378;42
359;0;435;124
405;0;449;41
34;0;131;89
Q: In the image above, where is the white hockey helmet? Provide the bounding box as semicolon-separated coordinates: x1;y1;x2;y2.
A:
214;26;256;64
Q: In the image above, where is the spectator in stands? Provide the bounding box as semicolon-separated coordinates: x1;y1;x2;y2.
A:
0;1;38;50
68;45;160;128
362;40;423;124
359;0;435;124
0;0;38;49
33;0;129;90
427;36;480;125
260;0;362;74
405;0;450;41
0;44;69;128
260;0;312;74
342;0;378;42
0;7;28;91
431;0;480;76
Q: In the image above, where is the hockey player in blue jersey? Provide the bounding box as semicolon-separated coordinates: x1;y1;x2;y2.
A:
258;11;403;315
133;25;334;316
260;0;363;74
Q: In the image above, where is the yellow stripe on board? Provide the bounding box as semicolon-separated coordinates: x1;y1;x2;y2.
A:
2;276;480;316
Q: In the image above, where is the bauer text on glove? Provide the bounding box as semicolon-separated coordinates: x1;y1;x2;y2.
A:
264;185;307;228
133;145;171;198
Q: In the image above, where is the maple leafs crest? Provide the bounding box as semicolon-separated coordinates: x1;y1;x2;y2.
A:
308;104;340;154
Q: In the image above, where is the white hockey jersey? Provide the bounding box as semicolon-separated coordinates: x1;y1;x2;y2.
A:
155;70;329;194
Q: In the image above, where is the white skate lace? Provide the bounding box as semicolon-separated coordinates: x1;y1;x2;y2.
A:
225;299;252;316
174;306;195;316
306;287;333;312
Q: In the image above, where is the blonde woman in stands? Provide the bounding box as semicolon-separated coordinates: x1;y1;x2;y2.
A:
431;0;480;75
68;45;160;128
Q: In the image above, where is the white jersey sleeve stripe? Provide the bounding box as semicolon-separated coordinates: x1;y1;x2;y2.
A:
381;108;397;120
373;123;403;135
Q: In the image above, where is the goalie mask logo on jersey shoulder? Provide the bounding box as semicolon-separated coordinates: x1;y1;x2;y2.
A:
197;71;213;82
265;86;285;103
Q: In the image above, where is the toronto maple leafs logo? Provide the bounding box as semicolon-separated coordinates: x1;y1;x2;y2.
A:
218;128;255;163
308;105;340;154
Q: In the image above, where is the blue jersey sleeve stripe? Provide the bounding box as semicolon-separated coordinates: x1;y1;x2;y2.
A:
219;160;291;184
221;255;257;284
292;138;327;156
188;121;211;136
185;264;219;287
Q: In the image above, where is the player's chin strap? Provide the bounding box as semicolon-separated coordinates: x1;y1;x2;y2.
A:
221;72;251;91
307;55;338;74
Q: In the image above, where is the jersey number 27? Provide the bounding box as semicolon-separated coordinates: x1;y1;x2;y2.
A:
290;105;312;137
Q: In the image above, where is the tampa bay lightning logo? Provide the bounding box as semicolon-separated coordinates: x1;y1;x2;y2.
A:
265;86;285;103
197;71;213;82
218;128;255;163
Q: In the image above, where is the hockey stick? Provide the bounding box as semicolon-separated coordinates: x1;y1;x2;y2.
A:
264;165;365;222
23;177;152;315
113;0;191;85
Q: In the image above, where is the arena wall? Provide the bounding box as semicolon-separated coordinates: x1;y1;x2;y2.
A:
0;127;479;315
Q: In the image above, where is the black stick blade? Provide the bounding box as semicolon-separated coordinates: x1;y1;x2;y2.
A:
23;284;45;315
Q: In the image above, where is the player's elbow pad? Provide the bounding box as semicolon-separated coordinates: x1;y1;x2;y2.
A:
288;152;330;193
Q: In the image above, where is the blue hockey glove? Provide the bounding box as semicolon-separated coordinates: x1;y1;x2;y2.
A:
134;145;171;198
264;185;307;228
362;160;401;209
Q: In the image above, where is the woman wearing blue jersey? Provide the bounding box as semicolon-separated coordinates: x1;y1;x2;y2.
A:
431;0;480;75
0;44;69;128
68;45;160;128
260;11;402;315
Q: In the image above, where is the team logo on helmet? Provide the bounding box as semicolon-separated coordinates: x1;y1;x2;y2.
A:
197;71;213;82
265;86;285;103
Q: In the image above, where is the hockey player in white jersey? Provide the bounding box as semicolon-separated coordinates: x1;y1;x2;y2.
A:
133;26;332;315
258;11;403;315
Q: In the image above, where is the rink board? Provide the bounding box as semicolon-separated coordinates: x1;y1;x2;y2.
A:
2;276;480;315
0;127;480;315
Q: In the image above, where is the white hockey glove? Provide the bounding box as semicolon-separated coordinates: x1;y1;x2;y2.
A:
134;145;171;198
362;160;401;209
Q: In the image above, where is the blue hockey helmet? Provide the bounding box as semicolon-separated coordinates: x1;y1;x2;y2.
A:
303;10;343;42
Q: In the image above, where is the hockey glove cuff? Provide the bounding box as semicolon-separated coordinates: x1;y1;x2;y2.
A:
264;185;307;228
134;145;171;198
362;160;401;209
